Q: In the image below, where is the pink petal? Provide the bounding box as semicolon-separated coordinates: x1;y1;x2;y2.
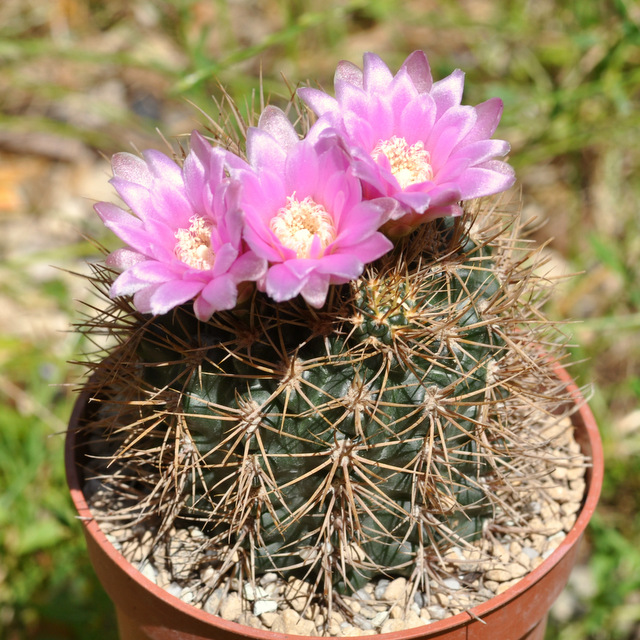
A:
94;202;142;228
247;128;287;172
199;275;238;312
314;253;362;278
142;149;184;188
105;248;146;270
211;243;239;277
300;271;330;308
335;59;364;89
265;263;306;302
111;153;153;188
400;50;433;93
228;251;267;282
398;94;437;143
362;52;393;93
454;139;511;164
431;69;466;116
148;279;205;316
132;286;157;314
296;87;339;116
465;98;504;142
457;161;516;200
258;106;300;152
428;106;478;167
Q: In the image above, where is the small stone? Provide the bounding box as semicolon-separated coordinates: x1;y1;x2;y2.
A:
484;580;499;593
204;590;221;615
352;614;374;631
253;608;280;629
435;592;449;607
380;619;407;633
492;542;510;563
405;611;425;629
551;465;568;480
260;572;279;586
330;611;345;625
496;578;520;595
282;607;315;635
139;561;158;583
254;599;278;616
485;568;512;582
374;579;390;599
349;599;362;614
561;501;580;516
371;610;390;627
270;616;286;633
389;605;403;619
570;478;586;495
244;583;268;601
238;612;262;629
505;562;529;579
566;465;586;481
359;605;379;620
382;577;407;601
442;577;461;590
517;551;533;569
219;593;242;622
426;605;447;620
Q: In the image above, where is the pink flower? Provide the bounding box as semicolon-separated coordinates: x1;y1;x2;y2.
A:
298;51;516;234
95;131;266;321
232;106;394;308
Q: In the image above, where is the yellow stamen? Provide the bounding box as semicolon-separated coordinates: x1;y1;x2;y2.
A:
372;136;434;188
270;195;336;258
175;216;215;270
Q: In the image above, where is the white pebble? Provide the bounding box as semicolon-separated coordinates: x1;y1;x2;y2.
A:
253;599;278;616
442;577;461;590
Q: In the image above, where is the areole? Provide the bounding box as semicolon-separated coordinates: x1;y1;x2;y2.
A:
65;361;603;640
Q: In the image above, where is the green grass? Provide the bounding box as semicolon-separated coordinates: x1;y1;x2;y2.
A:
1;0;639;638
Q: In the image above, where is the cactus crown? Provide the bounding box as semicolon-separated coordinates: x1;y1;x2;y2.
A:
75;51;578;620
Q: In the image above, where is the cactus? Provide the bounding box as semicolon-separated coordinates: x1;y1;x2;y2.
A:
78;51;575;616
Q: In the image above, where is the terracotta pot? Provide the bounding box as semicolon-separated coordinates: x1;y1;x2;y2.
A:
66;362;603;640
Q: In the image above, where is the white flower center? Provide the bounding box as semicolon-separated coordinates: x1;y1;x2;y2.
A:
372;136;434;189
270;195;336;258
174;216;215;270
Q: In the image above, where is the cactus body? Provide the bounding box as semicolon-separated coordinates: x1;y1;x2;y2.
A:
85;211;567;599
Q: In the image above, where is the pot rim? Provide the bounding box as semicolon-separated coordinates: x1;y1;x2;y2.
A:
65;360;603;640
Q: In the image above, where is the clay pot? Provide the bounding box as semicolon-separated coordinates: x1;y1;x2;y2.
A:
65;362;603;640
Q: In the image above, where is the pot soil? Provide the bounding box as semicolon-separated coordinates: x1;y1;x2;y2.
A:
66;362;603;640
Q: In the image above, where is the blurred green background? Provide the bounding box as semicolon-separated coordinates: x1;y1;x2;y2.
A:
1;1;639;638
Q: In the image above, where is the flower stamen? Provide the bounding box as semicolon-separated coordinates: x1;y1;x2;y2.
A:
270;195;336;258
175;216;215;270
372;136;434;189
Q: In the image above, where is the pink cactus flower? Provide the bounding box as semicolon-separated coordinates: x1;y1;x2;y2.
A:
95;131;266;320
298;51;516;234
232;106;394;308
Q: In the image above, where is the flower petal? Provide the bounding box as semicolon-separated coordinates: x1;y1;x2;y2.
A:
300;271;330;308
258;106;300;152
148;279;205;316
457;161;516;199
111;153;153;188
362;52;393;93
431;69;466;116
400;50;432;93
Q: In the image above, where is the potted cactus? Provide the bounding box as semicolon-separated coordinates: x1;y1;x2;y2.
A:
66;51;603;640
